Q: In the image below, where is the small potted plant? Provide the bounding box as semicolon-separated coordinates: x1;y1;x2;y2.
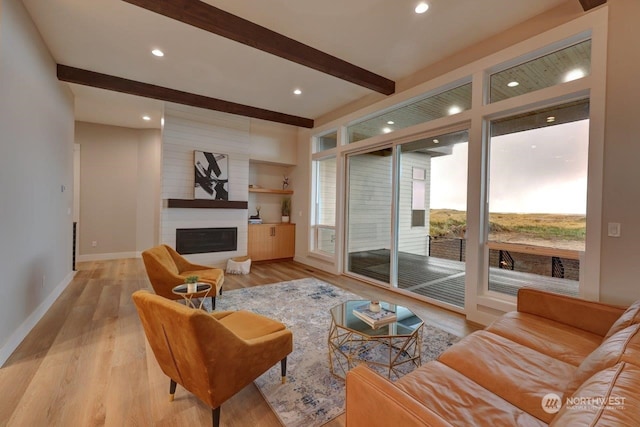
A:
185;275;199;293
281;197;291;223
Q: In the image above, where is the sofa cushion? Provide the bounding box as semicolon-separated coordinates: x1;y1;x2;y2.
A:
396;360;546;427
564;323;640;398
487;311;602;366
438;330;576;423
604;300;640;340
551;362;640;426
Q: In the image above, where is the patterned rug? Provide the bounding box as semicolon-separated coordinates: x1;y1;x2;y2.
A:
215;278;460;427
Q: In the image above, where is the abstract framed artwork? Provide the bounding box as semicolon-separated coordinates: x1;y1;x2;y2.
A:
194;151;229;200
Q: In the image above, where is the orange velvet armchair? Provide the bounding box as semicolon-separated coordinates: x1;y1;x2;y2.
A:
132;290;293;427
141;244;224;308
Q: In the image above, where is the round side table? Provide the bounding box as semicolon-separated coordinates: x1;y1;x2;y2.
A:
172;283;212;310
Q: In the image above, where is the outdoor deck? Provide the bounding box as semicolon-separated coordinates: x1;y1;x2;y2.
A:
348;249;579;308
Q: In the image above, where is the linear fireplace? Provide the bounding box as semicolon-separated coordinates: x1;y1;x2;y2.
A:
176;227;238;255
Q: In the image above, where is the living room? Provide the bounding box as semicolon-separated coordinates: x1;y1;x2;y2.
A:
2;0;640;425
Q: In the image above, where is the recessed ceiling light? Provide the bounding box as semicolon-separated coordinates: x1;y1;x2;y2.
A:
382;127;392;134
151;49;164;57
507;81;520;87
387;120;395;125
448;106;462;115
415;2;429;14
142;115;151;121
293;89;302;95
433;139;440;144
564;68;585;82
547;116;556;123
531;145;537;149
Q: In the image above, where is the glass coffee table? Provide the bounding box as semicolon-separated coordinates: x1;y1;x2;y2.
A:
328;300;424;380
172;283;212;310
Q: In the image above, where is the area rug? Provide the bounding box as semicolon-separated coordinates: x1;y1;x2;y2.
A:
215;278;460;427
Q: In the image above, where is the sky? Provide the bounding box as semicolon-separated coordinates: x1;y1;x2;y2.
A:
430;120;589;214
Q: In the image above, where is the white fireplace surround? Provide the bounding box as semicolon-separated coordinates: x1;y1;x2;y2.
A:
161;104;250;267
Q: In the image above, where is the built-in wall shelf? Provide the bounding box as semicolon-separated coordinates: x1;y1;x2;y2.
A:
166;199;248;209
248;188;293;195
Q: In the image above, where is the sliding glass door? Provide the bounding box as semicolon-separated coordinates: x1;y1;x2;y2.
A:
345;130;469;309
346;148;393;284
396;131;468;307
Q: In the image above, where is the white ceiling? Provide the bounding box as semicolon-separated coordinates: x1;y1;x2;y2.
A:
22;0;571;130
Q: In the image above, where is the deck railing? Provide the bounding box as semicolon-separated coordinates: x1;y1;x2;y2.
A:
427;236;581;280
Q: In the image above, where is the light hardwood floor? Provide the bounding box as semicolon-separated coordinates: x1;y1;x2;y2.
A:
0;259;481;426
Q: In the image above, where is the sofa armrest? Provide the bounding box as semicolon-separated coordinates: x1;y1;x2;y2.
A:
346;365;453;427
517;288;625;337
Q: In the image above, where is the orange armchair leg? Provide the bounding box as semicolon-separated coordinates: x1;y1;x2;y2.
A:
169;379;177;402
281;357;287;384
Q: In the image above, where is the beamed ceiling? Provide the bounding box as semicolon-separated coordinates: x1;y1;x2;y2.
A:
21;0;605;129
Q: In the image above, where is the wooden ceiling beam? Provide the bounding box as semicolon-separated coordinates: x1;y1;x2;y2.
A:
121;0;395;95
57;65;314;128
578;0;607;11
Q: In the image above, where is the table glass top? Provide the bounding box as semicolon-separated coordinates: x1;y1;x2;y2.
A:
330;300;423;337
172;283;211;294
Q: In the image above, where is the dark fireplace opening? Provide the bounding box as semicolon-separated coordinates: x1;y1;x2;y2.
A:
176;227;237;255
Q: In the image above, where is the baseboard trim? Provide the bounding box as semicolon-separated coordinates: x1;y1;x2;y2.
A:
293;255;337;274
466;310;499;327
77;251;141;262
0;270;76;367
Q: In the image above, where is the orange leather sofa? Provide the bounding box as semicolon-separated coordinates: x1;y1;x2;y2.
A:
346;288;640;426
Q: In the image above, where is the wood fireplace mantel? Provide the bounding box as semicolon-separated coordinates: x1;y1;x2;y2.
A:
166;199;248;209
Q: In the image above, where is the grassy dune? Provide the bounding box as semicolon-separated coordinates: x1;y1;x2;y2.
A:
430;209;586;242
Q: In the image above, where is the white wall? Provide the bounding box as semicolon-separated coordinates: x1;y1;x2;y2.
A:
161;105;300;267
75;122;161;260
161;104;251;267
137;129;162;252
0;0;75;364
599;0;640;305
249;119;298;165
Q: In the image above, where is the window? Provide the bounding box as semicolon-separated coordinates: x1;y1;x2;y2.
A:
312;157;337;255
347;83;472;143
486;99;589;298
315;131;338;152
309;10;606;319
490;39;591;103
397;130;469;308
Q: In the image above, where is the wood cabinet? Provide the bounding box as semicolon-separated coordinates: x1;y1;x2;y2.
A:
248;223;295;261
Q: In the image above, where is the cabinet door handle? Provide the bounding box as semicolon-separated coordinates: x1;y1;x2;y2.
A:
271;226;275;236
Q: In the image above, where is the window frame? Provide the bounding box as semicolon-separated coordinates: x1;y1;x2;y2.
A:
310;155;338;258
308;8;607;324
